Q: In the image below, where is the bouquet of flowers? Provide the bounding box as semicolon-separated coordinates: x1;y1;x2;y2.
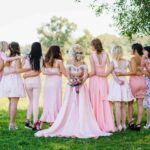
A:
68;76;83;94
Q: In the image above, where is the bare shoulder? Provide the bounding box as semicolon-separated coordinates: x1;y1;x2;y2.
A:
131;57;136;62
103;51;109;58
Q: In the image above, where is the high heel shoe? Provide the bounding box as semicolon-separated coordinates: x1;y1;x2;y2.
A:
25;120;33;129
128;120;135;130
39;121;43;130
32;121;40;131
49;122;54;127
134;124;141;131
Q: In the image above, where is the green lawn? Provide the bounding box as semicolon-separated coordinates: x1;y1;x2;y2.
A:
0;98;150;150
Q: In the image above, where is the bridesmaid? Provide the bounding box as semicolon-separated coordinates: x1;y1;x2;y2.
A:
0;42;25;130
97;45;134;131
16;42;43;130
89;38;115;132
140;46;150;129
35;44;111;138
39;45;66;129
0;41;21;80
117;43;146;131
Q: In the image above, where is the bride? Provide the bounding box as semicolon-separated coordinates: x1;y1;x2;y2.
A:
35;44;111;138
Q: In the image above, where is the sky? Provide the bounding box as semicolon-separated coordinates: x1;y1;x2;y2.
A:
0;0;117;45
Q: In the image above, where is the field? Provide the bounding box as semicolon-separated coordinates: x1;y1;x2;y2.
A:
0;57;150;150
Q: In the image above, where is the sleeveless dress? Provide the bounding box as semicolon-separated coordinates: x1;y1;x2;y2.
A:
89;52;115;132
0;60;25;98
40;68;62;123
129;59;146;99
23;57;41;96
108;60;134;102
35;64;111;138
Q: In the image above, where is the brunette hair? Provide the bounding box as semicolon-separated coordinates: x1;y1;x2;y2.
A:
9;42;20;57
144;46;150;58
45;45;63;67
91;38;103;54
132;43;143;56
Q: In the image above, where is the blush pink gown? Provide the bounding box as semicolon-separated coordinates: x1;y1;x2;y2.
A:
35;64;111;138
89;52;115;132
40;68;62;123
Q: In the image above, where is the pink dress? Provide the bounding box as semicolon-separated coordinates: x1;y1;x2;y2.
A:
35;64;111;138
23;57;41;85
89;52;115;132
0;60;25;97
40;68;62;123
129;59;146;99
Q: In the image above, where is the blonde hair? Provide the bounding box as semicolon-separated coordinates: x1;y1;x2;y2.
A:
0;41;8;52
69;44;84;62
111;45;123;60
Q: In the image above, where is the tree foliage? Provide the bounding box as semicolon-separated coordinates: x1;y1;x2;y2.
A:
76;30;93;54
37;16;77;52
75;0;150;39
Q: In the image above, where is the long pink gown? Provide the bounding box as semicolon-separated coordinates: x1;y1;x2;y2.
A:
40;68;62;123
35;64;111;138
89;52;115;132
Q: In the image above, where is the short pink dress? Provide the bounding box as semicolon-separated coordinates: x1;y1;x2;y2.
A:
0;60;25;98
129;58;146;99
40;68;62;123
89;52;115;132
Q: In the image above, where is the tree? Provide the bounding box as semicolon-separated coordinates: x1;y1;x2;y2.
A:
76;30;93;55
75;0;150;39
37;16;77;53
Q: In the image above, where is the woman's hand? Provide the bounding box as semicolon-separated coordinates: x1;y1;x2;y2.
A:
118;80;125;85
23;73;28;79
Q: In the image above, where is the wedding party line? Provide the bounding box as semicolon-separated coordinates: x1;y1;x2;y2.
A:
0;39;150;139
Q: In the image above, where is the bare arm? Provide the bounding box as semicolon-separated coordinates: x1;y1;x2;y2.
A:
59;61;68;78
23;71;40;79
1;53;21;63
96;62;114;77
16;68;31;73
0;57;4;72
82;69;89;83
106;53;110;67
88;55;95;77
42;67;61;76
117;58;140;76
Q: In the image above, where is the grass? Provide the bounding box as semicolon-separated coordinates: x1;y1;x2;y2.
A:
0;98;150;150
